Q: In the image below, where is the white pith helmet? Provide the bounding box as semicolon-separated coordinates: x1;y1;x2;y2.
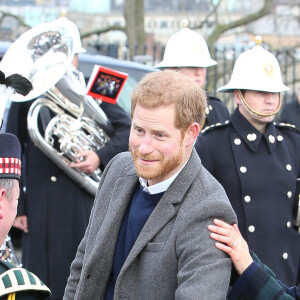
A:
57;10;86;54
217;36;289;93
154;19;217;69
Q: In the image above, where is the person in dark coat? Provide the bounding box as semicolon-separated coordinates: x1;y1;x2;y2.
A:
5;17;131;300
195;36;300;287
0;133;51;300
208;219;300;300
154;20;229;128
280;86;300;130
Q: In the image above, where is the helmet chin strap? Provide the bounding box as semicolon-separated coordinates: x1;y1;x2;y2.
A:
199;117;206;130
237;89;281;118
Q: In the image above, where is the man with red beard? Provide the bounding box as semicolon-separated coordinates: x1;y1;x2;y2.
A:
63;70;237;300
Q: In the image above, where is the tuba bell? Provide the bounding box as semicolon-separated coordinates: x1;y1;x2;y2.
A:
0;16;113;196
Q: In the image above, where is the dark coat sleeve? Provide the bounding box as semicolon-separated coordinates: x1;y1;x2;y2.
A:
95;102;131;169
228;252;298;300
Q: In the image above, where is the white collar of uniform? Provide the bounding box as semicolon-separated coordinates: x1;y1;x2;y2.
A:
139;158;189;195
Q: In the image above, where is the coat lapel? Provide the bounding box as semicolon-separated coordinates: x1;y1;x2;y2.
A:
86;164;138;273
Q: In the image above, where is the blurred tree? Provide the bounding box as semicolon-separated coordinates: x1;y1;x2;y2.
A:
124;0;145;59
80;0;275;59
0;10;30;29
193;0;274;50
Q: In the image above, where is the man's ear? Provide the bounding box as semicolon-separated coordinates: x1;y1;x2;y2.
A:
234;90;241;106
184;122;200;146
0;189;6;219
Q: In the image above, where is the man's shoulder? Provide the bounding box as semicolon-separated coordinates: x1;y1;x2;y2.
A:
112;151;133;163
274;121;300;134
200;120;231;135
0;261;51;299
183;155;233;208
195;121;231;154
107;151;134;173
183;165;237;222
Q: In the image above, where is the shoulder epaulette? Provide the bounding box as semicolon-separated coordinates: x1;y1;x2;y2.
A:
201;120;231;134
0;266;50;297
274;122;300;133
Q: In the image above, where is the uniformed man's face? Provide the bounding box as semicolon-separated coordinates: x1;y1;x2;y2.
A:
235;90;280;131
178;67;207;89
0;182;19;245
129;104;193;186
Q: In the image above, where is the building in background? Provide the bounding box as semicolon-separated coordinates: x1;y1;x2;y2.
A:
0;0;299;47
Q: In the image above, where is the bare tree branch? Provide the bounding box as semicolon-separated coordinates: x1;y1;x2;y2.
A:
192;0;223;30
80;24;125;39
0;10;31;28
206;0;275;49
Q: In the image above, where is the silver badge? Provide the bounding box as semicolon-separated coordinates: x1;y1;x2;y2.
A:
268;135;275;143
247;133;257;141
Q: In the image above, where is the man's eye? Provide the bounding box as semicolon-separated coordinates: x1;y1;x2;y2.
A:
136;128;143;133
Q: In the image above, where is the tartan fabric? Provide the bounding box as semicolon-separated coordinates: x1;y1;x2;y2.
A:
228;252;297;300
0;158;21;177
0;133;21;180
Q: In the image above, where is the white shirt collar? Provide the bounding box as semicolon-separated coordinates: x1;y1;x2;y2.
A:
139;159;189;195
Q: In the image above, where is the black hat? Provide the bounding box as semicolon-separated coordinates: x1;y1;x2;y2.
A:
0;133;21;180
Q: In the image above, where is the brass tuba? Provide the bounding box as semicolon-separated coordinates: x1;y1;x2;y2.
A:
0;17;113;196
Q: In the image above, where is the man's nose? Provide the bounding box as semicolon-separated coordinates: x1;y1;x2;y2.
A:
194;68;202;75
265;93;278;104
138;135;154;154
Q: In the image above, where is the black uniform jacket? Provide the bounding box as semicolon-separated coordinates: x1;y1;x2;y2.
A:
5;99;131;299
204;96;230;128
196;109;300;286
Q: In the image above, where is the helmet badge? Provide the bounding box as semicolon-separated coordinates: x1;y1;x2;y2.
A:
263;63;274;77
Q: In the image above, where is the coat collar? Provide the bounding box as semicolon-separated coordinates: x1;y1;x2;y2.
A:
231;109;278;154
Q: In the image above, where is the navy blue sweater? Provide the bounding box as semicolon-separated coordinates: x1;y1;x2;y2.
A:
106;184;164;299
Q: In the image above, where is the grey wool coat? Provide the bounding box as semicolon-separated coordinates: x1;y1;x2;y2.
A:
63;149;237;300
